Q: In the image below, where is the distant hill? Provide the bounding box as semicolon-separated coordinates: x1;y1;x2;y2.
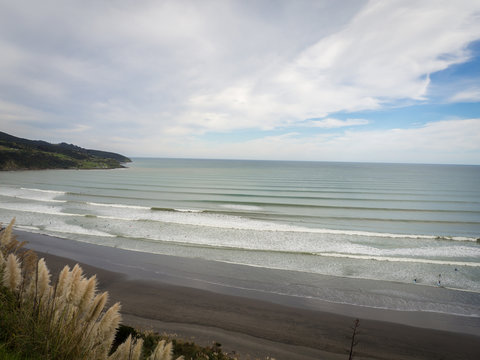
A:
0;131;131;170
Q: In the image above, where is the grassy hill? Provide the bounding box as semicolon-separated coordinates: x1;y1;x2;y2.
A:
0;132;131;170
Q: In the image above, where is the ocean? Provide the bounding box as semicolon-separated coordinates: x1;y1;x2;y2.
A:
1;158;479;316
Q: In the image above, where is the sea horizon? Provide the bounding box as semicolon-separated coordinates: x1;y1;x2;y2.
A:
127;156;480;167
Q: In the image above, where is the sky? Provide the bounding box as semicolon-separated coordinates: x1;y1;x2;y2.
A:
1;0;480;164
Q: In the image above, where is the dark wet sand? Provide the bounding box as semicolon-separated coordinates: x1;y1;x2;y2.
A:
17;230;480;360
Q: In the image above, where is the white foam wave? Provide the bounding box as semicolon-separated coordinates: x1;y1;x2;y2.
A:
317;252;480;267
319;242;480;259
174;208;204;213
2;193;477;243
0;203;75;216
145;211;476;242
0;187;66;203
1;187;466;243
15;196;65;203
297;228;475;241
20;187;66;195
86;202;150;210
44;225;116;238
71;204;478;242
16;225;41;231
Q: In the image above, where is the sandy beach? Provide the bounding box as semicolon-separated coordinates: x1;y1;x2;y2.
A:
17;230;480;360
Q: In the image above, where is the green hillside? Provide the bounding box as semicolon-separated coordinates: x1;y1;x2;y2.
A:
0;132;131;170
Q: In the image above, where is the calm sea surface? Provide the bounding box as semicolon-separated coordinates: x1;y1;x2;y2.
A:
1;158;479;309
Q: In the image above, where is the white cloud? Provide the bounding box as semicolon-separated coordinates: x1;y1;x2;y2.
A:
0;1;479;163
449;88;480;103
136;119;479;164
328;119;480;161
306;118;370;128
174;0;480;133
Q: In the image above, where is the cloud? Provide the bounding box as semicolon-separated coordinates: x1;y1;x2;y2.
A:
172;0;480;133
330;119;480;162
0;1;479;163
306;118;370;129
449;88;480;103
140;118;478;164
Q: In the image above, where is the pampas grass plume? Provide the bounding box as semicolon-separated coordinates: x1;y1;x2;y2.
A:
108;334;144;360
87;291;109;324
67;263;84;306
0;218;14;247
37;258;51;300
131;337;144;360
98;302;122;340
88;301;121;359
113;334;133;360
78;274;97;314
56;264;71;299
149;339;181;360
92;302;122;358
2;253;22;292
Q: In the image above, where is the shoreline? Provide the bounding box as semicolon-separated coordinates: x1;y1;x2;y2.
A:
16;229;480;359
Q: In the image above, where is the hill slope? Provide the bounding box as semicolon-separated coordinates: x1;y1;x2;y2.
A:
0;131;131;170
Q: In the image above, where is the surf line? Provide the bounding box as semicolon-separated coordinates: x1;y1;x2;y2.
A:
316;252;480;267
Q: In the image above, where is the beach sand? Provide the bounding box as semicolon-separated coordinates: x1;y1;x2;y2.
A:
16;230;480;360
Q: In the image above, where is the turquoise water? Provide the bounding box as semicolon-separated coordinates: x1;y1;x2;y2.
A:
1;158;479;297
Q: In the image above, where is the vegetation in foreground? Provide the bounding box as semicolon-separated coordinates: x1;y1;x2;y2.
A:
0;219;181;360
0;131;131;170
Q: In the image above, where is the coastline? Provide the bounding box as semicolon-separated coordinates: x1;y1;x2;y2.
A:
17;230;480;360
